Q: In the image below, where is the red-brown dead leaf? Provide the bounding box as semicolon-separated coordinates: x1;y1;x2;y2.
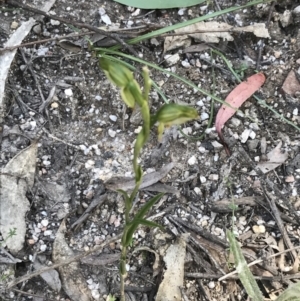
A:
215;73;266;155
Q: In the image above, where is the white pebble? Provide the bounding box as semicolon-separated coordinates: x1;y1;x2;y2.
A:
240;129;251;143
44;230;52;236
209;174;219;181
198;146;206;153
211;141;223;149
194;187;201;195
108;129;116;137
208;281;215;289
201;112;209;121
95;95;102;101
199;176;206;183
50;19;60;26
188;155;197;165
64;88;73;97
41;220;49;227
196;100;204;107
85;160;95;169
249;130;256;139
178;8;186;15
40;244;47;252
293;108;298;115
181;60;191;68
109;115;117;122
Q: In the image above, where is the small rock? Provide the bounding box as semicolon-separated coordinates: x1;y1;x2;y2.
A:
199;176;206;183
181;60;191;68
44;230;52;236
85;160;95;169
253;225;266;234
201;112;209;121
164;54;180;66
64;88;73;97
178;8;186;15
194;187;201;195
279;10;292;27
108;129;116;137
41;220;49;227
109;115;117;122
208;174;218;181
196;100;204;107
188;155;197;165
230;117;241;127
51;102;59;109
132;9;141;16
208;281;215;289
285;175;294;183
293;108;298;115
40;244;47;252
240;129;251;143
50;19;60;26
11;21;18;29
211;141;223;150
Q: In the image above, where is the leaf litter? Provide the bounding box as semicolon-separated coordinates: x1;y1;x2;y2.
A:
0;141;37;253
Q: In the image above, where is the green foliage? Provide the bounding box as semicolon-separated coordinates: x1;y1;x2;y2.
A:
99;58;198;300
112;0;206;9
227;231;264;301
275;282;300;301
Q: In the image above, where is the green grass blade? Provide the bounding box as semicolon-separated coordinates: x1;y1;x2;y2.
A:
124;218;162;246
113;0;206;9
275;281;300;301
227;230;264;301
135;193;164;220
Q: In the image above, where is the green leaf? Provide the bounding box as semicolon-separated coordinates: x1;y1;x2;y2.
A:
135;193;164;220
124;218;162;246
113;0;206;9
275;281;300;301
227;231;264;301
122;193;163;246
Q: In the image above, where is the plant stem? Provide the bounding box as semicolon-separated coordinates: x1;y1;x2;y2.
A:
120;245;127;301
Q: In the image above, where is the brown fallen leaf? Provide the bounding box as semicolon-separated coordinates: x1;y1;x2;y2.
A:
215;73;266;155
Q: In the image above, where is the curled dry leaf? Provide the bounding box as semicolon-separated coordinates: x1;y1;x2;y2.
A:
52;220;93;301
215;73;266;155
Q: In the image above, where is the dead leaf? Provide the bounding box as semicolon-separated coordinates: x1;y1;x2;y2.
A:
52;220;92;301
156;233;189;301
163;22;270;53
0;142;37;253
215;73;266;155
257;141;288;173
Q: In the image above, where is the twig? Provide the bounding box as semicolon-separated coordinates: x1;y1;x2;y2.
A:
5;0;138;56
187;272;300;282
5;233;121;290
0;31;94;53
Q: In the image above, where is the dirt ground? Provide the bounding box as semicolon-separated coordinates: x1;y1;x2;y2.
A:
1;0;300;300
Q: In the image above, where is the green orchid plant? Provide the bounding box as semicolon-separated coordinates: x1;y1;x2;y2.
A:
99;57;198;300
